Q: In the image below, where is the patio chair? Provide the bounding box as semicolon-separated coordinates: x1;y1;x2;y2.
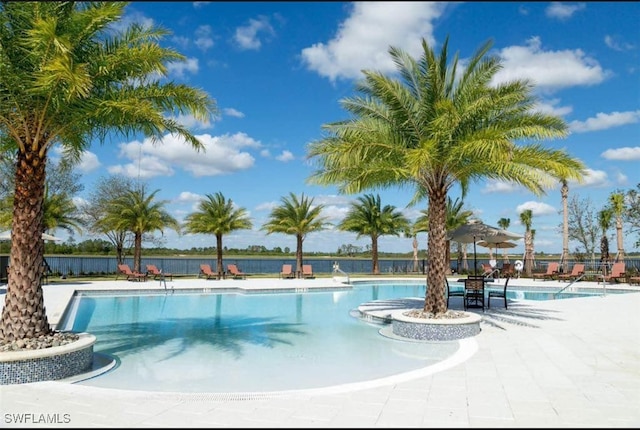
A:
227;263;247;279
532;262;559;281
280;264;295;279
501;263;515;278
488;275;510;309
302;264;315;279
463;277;485;310
199;264;218;280
117;264;147;282
600;262;626;284
629;276;640;285
146;264;172;281
557;264;584;282
446;277;464;307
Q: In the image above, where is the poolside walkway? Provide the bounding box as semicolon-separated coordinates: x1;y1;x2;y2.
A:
1;276;640;428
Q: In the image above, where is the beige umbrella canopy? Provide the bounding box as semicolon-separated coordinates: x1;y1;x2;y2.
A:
477;240;518;263
448;220;522;274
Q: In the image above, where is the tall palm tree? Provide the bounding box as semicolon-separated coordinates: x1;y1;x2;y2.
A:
0;2;214;341
338;193;409;274
497;217;511;263
307;37;584;315
608;191;626;262
520;209;534;276
262;193;328;278
598;207;613;274
560;179;570;273
183;192;253;279
101;185;180;273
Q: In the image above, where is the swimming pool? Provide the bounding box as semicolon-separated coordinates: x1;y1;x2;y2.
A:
59;283;460;394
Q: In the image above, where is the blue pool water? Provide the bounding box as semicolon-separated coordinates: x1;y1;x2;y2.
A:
60;283;460;393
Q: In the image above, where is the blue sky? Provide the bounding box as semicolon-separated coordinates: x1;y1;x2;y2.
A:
59;1;639;256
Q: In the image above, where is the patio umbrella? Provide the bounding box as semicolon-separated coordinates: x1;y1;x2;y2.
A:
477;240;518;263
0;231;63;241
448;220;522;275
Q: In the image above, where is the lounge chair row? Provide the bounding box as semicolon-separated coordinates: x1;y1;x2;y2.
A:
532;262;628;284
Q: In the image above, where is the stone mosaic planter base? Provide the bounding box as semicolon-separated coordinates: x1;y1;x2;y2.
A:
0;333;95;385
391;309;482;341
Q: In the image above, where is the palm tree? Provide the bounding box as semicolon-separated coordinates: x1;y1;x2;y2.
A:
560;179;570;273
338;193;409;274
183;192;253;279
520;209;534;276
608;191;626;262
42;187;84;236
101;186;180;273
0;2;214;341
598;208;613;274
307;37;584;315
497;217;511;263
262;193;328;278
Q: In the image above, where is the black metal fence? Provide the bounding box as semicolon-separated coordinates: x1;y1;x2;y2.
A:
2;255;639;280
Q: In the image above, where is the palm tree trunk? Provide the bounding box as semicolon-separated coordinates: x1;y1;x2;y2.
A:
561;180;569;272
412;235;418;272
524;231;533;276
216;234;224;279
133;232;143;273
424;188;448;315
615;217;624;261
371;235;379;274
296;234;303;278
0;150;51;341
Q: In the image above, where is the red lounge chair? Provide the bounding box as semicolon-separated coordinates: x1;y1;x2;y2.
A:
280;264;295;279
146;264;172;281
199;264;218;280
600;262;626;284
227;264;247;279
557;264;584;282
302;264;315;279
117;264;147;282
532;262;559;281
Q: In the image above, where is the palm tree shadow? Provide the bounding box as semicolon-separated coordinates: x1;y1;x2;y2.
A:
481;302;565;330
88;316;307;361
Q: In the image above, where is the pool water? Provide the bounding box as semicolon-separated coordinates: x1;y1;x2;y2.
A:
60;284;459;393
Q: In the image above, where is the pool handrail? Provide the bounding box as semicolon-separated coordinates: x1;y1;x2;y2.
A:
553;273;587;297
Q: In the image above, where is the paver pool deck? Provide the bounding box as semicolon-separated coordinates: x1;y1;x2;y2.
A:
1;276;639;428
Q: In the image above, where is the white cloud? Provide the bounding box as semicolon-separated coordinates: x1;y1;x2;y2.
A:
234;16;275;50
166;58;199;78
569;168;609;188
77;151;101;173
106;132;262;179
601;146;640;161
301;2;447;82
516;201;557;216
223;108;245;118
176;191;202;203
194;25;214;51
615;171;628;185
604;35;634;51
545;2;586;20
492;37;609;93
481;180;522;194
171;36;190;50
570;110;640;133
169;113;213;130
533;98;573;117
275;150;295;162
